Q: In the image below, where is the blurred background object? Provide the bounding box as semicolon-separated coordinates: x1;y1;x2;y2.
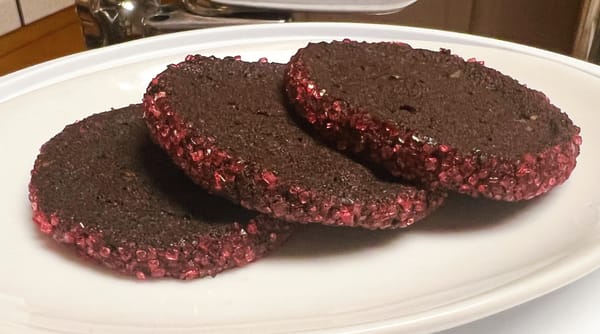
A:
573;0;600;63
0;0;599;76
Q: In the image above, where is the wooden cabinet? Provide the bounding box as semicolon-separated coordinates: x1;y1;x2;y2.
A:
298;0;584;55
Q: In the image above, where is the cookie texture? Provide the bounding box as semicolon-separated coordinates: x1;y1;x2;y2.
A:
285;41;581;201
143;56;445;229
29;105;294;280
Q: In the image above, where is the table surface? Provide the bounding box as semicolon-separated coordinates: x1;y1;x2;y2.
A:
2;7;599;334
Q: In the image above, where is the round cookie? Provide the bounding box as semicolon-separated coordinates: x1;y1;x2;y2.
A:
143;56;445;229
29;105;294;280
285;40;581;201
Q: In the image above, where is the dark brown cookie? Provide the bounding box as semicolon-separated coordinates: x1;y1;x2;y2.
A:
285;40;581;201
143;55;445;229
29;105;294;280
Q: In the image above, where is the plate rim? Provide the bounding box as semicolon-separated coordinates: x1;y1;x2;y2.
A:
2;22;600;103
1;22;600;334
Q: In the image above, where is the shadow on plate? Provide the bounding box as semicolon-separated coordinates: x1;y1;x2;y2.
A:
272;193;545;259
270;223;402;259
408;193;542;232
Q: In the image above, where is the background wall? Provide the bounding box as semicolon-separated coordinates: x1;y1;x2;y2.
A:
0;0;73;35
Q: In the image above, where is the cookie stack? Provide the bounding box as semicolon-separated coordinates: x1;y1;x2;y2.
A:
29;41;581;280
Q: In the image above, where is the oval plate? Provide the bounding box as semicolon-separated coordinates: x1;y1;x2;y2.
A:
0;23;599;334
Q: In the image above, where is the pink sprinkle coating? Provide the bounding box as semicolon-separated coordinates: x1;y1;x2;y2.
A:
142;55;446;229
28;183;293;280
28;106;295;280
284;42;581;201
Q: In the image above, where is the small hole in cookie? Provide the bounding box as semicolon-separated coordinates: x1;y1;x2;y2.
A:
396;105;417;113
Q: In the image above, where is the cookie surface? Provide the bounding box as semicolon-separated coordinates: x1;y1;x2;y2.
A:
29;105;294;280
285;41;581;201
144;56;445;229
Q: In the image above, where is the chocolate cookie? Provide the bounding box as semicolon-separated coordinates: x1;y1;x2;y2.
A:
29;105;294;280
285;41;581;201
143;56;445;229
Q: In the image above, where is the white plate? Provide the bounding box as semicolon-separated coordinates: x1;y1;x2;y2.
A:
0;23;599;334
211;0;417;13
